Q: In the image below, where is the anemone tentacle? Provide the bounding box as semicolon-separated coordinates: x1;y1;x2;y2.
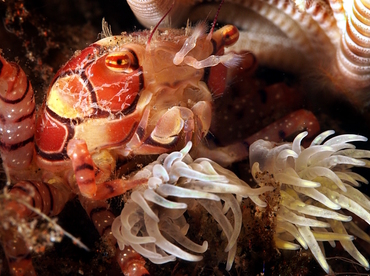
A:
112;141;273;271
250;130;370;273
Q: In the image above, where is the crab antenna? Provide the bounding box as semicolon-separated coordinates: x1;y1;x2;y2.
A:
101;18;112;38
146;1;175;52
207;0;225;40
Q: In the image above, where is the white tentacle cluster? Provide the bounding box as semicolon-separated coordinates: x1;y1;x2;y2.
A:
250;130;370;274
112;141;273;270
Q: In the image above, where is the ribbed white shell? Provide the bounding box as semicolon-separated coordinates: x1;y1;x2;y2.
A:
126;0;193;28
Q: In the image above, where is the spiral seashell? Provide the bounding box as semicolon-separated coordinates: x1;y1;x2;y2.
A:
337;0;370;87
126;0;195;28
328;0;347;30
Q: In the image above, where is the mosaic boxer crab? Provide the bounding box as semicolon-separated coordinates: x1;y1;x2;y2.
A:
0;11;323;274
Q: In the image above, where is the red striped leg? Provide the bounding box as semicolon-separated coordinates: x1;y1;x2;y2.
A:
1;229;36;276
242;109;320;147
79;197;150;276
195;109;320;166
2;180;72;275
79;196;117;245
0;56;36;183
6;180;72;218
67;138;147;199
66;139;98;197
116;247;150;276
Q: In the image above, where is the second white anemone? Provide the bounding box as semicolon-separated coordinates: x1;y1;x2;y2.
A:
249;130;370;274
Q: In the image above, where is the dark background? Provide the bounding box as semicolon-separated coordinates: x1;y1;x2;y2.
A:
0;1;370;275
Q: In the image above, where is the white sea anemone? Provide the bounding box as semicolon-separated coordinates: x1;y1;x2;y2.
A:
249;130;370;274
112;141;273;271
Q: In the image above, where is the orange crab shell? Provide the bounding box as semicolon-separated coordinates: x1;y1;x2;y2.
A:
33;26;240;172
35;39;145;170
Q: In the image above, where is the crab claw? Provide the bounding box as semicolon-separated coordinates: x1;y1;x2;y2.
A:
67;138;146;199
150;106;194;145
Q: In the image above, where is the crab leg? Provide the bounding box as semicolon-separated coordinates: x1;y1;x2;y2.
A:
79;197;150;275
5;180;72;218
1;180;73;276
195;109;320;166
1;229;35;276
0;56;36;184
67;138;147;199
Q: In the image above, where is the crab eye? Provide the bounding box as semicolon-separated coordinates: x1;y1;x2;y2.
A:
105;51;139;73
221;25;239;47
